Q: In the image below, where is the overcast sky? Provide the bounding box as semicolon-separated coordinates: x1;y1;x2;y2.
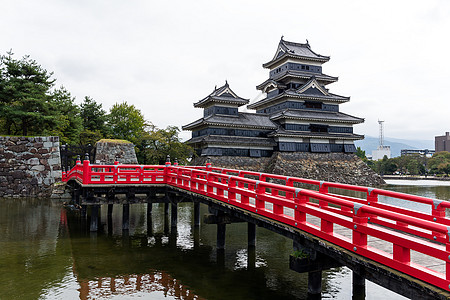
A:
2;0;449;142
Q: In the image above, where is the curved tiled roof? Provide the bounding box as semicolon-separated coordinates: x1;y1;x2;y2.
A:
247;89;349;110
268;128;364;141
263;38;330;69
270;109;364;124
271;70;338;85
182;112;278;131
194;81;249;108
186;135;277;147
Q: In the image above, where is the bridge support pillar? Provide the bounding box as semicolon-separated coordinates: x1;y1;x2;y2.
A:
171;202;178;229
247;222;256;268
122;204;130;230
194;202;200;227
164;203;169;215
107;206;113;236
81;205;87;218
193;227;200;249
72;188;81;205
90;205;99;232
147;202;152;218
308;270;322;296
352;272;366;299
164;212;170;235
248;222;256;247
108;204;113;216
217;223;226;250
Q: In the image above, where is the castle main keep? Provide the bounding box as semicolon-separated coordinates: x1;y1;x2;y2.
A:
183;37;382;186
183;37;364;157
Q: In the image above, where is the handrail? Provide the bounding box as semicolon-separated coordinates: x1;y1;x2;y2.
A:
62;161;450;291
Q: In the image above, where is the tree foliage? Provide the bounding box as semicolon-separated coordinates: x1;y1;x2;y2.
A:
80;96;108;136
0;52;192;163
48;86;83;144
107;102;146;144
79;96;108;145
366;151;450;176
0;51;59;135
137;125;192;164
428;151;450;175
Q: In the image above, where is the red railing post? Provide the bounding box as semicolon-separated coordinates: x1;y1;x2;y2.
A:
255;181;265;212
432;200;446;240
318;181;329;208
294;188;307;225
113;161;119;183
139;165;144;183
164;155;171;184
228;176;236;202
446;242;450;283
207;172;214;195
286;177;294;200
352;203;368;250
205;156;212;169
366;188;378;221
82;159;91;184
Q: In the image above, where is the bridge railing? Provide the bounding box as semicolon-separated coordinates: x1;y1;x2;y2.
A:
63;159;166;184
170;166;450;291
63;161;450;291
186;166;450;243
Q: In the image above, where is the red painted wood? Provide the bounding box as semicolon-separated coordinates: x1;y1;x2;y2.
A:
63;163;450;291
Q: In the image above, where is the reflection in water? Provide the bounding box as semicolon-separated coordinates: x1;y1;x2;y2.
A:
2;181;446;299
0;198;73;300
78;272;204;300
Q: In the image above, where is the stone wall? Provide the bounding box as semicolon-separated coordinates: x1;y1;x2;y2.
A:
95;140;138;164
191;152;384;186
0;136;61;197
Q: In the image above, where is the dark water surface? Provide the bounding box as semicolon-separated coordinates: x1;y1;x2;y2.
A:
1;182;448;299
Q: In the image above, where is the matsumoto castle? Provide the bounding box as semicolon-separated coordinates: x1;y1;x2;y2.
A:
183;37;364;158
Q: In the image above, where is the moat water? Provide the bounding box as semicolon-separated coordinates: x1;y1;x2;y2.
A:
1;182;449;299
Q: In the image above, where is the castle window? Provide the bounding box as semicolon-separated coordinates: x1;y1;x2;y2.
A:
305;101;322;109
310;124;328;133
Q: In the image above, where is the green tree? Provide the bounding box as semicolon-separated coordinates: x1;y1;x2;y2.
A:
429;151;450;175
107;101;146;144
138;125;192;164
79;96;108;136
79;129;103;146
79;96;108;144
48;86;83;144
0;51;59;136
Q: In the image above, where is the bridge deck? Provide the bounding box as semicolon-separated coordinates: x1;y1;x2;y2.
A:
63;160;450;299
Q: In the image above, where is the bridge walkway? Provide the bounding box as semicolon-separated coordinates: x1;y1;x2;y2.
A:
62;158;450;299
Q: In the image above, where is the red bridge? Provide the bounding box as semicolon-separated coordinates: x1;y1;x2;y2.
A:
63;157;450;299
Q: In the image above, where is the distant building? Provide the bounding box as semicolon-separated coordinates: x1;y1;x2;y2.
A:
371;120;391;160
183;38;364;157
401;149;435;158
372;146;391;161
435;132;450;152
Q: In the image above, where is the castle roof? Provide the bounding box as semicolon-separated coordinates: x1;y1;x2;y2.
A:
270;70;338;85
186;135;277;147
270;109;364;124
249;77;349;110
263;37;330;69
182;112;277;131
268;128;364;140
194;81;249;108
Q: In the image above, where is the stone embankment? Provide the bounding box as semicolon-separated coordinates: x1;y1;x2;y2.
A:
95;139;138;164
192;152;384;186
0;136;61;197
